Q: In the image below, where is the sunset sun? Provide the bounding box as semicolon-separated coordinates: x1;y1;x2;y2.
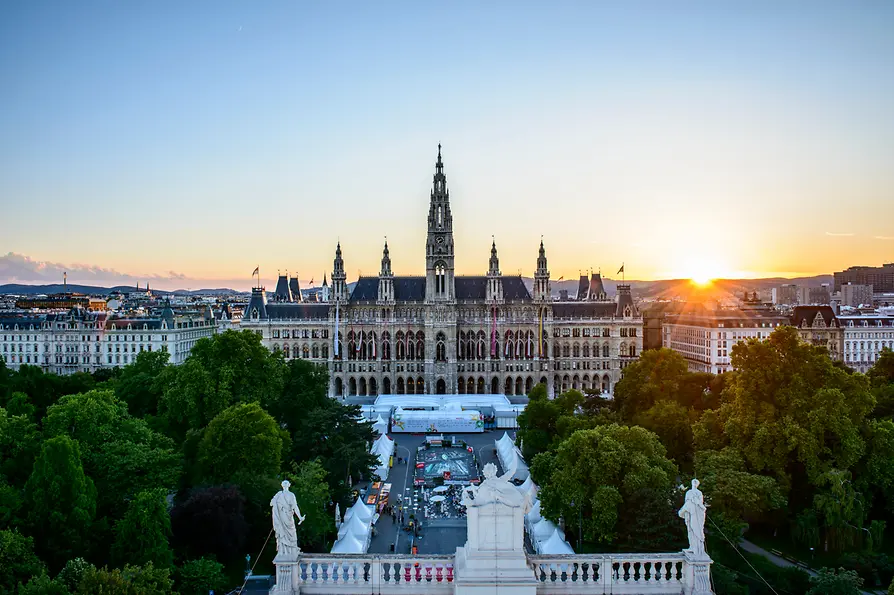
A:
680;257;729;287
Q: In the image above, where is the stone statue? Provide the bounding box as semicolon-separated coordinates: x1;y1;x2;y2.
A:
462;463;527;510
678;478;707;558
271;480;305;558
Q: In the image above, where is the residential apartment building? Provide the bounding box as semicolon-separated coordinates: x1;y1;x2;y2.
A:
662;299;790;374
840;313;894;373
0;304;216;374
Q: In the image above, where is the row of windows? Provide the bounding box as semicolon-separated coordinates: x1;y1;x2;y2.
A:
271;328;328;339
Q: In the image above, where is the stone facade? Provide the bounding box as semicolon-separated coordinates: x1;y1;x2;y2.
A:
0;304;216;374
240;147;643;398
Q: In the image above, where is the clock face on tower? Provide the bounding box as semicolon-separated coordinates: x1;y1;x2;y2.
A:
436;236;445;244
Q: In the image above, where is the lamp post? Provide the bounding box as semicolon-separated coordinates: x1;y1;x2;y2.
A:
570;500;582;551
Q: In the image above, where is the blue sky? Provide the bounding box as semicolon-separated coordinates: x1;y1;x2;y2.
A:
1;1;893;289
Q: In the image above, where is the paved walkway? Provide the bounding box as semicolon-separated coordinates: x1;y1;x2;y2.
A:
739;539;884;594
739;539;817;577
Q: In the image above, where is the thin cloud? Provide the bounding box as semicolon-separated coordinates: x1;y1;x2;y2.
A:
874;236;894;241
0;252;188;285
825;232;855;237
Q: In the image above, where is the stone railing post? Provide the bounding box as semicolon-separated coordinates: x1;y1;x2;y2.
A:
683;552;713;595
600;557;611;593
370;557;382;592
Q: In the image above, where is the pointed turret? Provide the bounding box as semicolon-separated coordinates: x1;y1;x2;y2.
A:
321;272;330;302
616;284;636;318
486;238;503;302
425;144;455;301
534;239;550;301
332;242;348;303
378;239;394;303
589;272;606;301
274;272;293;302
289;275;302;303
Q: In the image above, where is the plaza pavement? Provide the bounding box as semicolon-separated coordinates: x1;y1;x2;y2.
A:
365;430;511;555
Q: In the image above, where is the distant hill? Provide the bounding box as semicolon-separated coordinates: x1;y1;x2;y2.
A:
3;275;833;300
0;283;245;297
521;274;834;300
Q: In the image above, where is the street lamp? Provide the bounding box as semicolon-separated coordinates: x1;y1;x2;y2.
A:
570;500;582;551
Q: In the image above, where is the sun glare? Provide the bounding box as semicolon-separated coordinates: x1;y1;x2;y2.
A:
680;257;729;287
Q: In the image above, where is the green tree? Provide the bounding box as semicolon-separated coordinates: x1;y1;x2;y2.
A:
869;348;894;420
56;559;93;593
0;407;41;488
5;391;36;418
114;350;170;418
159;330;284;439
24;435;96;570
532;423;677;545
807;567;863;595
196;402;287;484
286;459;334;550
516;385;584;460
173;559;226;595
693;326;874;494
111;489;173;569
612;348;691;420
0;529;45;594
632;399;694;467
813;469;867;552
18;573;72;595
694;448;785;520
43;390;180;519
171;485;248;564
0;479;22;529
265;359;377;502
75;563;173;595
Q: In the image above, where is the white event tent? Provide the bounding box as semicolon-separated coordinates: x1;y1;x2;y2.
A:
369;434;395;481
495;432;529;482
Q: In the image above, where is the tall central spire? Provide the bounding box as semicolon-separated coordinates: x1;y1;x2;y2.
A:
425;144;455;302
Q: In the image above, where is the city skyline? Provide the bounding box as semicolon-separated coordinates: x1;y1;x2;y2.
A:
2;2;893;290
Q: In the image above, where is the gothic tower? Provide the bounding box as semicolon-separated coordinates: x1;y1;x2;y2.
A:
425;144;455;302
378;239;394;303
486;239;503;302
534;239;550;301
331;242;348;303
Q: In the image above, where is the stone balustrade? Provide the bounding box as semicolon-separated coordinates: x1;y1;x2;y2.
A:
274;552;711;594
528;553;688;593
278;554;455;594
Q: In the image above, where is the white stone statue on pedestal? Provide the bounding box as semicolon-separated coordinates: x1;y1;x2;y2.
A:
678;478;707;559
271;480;305;559
455;462;537;595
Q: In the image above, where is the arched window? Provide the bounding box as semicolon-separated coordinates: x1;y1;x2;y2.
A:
417;339;425;360
335;377;343;396
312;344;319;358
582;343;590;358
283;345;290;358
562;343;570;358
573;343;580;358
629;345;636;357
302;344;309;359
322;343;329;358
417;377;425;394
436;332;447;362
602;344;609;358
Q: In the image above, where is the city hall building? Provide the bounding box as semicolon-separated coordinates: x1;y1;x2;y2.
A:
241;147;642;398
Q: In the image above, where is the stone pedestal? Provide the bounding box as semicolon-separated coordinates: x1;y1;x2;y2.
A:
271;553;300;594
684;552;713;595
453;492;537;595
